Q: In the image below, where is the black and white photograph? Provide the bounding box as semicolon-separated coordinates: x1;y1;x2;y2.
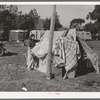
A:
0;2;100;98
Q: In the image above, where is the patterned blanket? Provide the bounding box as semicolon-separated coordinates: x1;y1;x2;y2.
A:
54;37;80;72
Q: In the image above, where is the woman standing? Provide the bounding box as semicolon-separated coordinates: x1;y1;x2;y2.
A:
27;34;39;71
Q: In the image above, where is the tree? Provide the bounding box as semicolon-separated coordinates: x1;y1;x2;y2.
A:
87;5;100;34
0;6;41;40
84;22;97;37
43;12;62;31
0;5;18;28
28;9;40;30
30;9;40;27
0;5;7;11
43;17;50;30
9;5;18;15
0;5;18;40
55;12;62;31
87;5;100;21
18;9;40;31
70;18;85;28
0;9;16;40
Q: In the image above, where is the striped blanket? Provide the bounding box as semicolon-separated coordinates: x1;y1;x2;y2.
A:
64;39;79;71
54;37;80;72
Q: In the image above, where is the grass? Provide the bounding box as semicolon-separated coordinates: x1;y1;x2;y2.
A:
0;40;100;91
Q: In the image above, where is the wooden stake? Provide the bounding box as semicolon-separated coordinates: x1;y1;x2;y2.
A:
46;5;56;80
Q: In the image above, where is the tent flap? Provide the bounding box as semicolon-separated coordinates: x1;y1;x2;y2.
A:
78;37;99;70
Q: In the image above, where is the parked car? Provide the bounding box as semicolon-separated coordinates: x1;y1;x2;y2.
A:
0;42;6;56
92;33;100;40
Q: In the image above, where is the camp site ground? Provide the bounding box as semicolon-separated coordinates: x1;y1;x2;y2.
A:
0;40;100;92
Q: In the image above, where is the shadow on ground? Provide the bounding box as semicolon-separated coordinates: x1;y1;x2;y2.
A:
3;52;18;56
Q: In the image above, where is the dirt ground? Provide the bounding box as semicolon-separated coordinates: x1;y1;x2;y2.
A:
0;40;100;92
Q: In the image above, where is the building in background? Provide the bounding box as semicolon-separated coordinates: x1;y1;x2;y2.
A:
77;26;92;40
30;30;45;40
9;30;27;42
77;31;92;40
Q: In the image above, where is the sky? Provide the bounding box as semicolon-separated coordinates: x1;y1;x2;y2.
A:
17;5;95;27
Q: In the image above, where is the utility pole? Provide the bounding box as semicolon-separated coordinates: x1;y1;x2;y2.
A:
46;5;56;80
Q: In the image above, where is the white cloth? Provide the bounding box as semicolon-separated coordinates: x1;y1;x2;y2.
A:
66;28;76;41
31;30;64;58
27;48;35;70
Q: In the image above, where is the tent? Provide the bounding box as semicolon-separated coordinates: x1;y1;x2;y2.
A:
30;29;99;79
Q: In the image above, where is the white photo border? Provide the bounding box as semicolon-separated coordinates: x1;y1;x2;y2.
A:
0;1;100;99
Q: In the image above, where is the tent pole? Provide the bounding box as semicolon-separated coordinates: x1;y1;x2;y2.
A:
46;5;56;80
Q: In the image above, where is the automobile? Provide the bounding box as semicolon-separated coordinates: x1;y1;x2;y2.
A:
92;33;100;40
0;42;6;56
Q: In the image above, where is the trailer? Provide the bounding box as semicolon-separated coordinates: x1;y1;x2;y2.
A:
9;30;27;42
77;31;92;40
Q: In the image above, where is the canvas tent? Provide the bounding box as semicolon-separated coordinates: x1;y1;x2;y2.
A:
29;29;99;78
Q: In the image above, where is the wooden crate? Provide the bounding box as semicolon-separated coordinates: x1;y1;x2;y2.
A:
52;66;76;78
52;66;66;77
